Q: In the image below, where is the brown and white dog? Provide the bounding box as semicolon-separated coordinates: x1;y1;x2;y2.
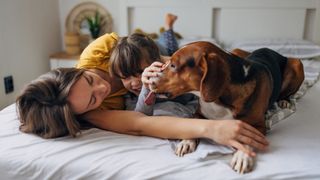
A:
149;41;304;174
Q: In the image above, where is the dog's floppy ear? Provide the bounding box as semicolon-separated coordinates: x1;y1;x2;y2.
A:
199;53;228;102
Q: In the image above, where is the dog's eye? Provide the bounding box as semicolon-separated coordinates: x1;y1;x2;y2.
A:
170;64;178;72
170;64;176;69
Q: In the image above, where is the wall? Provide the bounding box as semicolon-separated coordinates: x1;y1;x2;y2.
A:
119;0;320;46
59;0;320;46
0;0;61;109
57;0;211;39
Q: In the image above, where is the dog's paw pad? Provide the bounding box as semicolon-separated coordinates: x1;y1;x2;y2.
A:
230;150;254;174
175;139;198;157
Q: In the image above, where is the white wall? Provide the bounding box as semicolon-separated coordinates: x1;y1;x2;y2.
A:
0;0;61;109
57;0;211;39
58;0;320;46
119;0;320;46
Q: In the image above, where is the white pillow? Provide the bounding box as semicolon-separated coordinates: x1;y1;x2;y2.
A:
229;39;320;59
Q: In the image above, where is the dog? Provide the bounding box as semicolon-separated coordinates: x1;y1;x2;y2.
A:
148;41;305;174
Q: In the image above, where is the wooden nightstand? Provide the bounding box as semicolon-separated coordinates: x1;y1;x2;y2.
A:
50;52;79;70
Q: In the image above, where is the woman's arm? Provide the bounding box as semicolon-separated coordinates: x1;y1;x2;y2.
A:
83;110;268;156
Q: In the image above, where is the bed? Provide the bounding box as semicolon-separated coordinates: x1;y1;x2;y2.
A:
1;61;320;179
2;0;320;179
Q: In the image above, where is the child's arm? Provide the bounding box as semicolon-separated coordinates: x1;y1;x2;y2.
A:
134;61;163;115
134;86;155;116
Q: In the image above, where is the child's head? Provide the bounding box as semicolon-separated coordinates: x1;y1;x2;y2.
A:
110;33;161;95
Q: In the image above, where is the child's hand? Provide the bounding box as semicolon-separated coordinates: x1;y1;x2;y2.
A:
141;61;164;89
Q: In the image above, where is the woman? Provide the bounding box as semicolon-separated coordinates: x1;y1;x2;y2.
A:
16;17;268;157
16;67;267;156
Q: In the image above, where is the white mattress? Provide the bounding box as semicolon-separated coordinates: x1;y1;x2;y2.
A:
1;67;320;180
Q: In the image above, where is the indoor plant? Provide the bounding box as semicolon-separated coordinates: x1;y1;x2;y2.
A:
86;11;102;39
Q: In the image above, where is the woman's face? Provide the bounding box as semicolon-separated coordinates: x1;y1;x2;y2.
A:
67;71;111;114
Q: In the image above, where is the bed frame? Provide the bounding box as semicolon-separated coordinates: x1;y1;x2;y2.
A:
118;0;320;46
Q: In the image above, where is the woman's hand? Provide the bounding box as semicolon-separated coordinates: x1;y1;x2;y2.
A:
205;120;269;157
141;62;164;89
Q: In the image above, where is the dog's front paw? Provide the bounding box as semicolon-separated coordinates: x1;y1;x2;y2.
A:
175;139;198;157
278;100;291;109
230;150;254;174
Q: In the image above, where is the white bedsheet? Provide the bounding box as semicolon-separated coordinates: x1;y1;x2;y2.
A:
1;70;320;180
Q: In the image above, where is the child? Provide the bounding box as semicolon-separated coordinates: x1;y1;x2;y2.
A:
109;14;199;156
110;14;198;118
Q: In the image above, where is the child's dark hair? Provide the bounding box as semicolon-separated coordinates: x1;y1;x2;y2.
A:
110;33;161;78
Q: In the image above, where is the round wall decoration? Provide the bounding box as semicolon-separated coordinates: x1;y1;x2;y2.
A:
65;2;113;37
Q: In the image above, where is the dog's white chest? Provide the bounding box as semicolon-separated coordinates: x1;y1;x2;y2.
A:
199;100;234;120
191;91;234;119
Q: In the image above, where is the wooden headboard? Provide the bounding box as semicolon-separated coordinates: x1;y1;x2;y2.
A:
119;0;320;46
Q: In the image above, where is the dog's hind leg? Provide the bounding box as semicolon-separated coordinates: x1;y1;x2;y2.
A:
279;58;304;101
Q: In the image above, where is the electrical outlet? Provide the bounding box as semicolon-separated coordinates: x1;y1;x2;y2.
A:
4;76;14;94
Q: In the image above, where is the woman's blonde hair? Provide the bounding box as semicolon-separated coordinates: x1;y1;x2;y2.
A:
16;68;85;139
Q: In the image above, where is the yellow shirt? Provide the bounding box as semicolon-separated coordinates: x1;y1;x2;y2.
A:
76;32;127;110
